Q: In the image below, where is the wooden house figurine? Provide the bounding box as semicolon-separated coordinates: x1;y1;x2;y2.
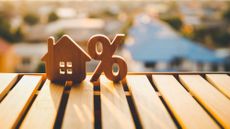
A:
42;35;91;83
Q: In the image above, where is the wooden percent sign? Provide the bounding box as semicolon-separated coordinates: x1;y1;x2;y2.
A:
88;34;127;82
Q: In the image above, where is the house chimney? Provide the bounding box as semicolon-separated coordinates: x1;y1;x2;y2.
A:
48;37;54;79
48;37;54;53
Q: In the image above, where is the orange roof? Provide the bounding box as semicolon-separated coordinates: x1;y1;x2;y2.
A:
0;38;11;54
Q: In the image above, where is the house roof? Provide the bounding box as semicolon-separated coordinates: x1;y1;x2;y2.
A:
42;35;91;61
0;38;11;54
125;14;223;63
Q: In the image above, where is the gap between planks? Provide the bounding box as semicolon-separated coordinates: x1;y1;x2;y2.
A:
179;75;230;129
0;73;18;101
126;75;177;129
0;75;43;129
152;75;219;129
61;77;94;129
100;75;135;129
20;80;64;129
206;74;230;99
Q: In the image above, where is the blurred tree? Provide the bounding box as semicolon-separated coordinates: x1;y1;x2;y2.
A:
13;27;24;42
224;56;230;71
0;14;24;43
223;7;230;21
89;9;117;18
48;11;59;23
120;16;133;33
102;9;117;18
161;2;230;48
23;13;39;26
88;13;99;18
193;26;230;48
55;30;65;39
36;62;45;73
0;14;12;41
213;32;230;47
193;27;207;41
162;16;183;30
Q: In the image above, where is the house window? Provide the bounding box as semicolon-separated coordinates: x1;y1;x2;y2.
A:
59;61;73;75
59;68;65;74
59;61;65;67
67;69;72;74
67;62;72;67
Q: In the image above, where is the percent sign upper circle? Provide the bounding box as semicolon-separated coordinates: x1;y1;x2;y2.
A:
88;34;128;82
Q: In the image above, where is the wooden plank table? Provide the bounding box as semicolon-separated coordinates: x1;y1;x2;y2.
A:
0;73;229;129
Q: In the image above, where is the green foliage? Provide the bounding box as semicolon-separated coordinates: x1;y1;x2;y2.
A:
163;16;183;30
223;7;230;21
88;13;99;18
0;14;24;43
224;57;230;71
23;13;39;26
180;5;230;48
36;62;45;73
162;6;230;48
0;14;12;40
55;30;65;39
212;31;230;47
89;9;117;18
48;11;59;23
102;10;117;17
192;27;207;41
120;16;133;37
13;27;24;42
192;26;230;48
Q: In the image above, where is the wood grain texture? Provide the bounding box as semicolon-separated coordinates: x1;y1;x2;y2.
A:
100;75;135;129
152;75;219;129
20;80;64;129
0;73;18;101
206;74;230;99
62;77;94;129
0;75;42;129
179;75;230;128
126;75;176;129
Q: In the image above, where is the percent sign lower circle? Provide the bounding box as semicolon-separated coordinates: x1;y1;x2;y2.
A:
88;34;127;82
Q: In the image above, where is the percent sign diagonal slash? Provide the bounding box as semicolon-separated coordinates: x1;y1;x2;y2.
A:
88;34;127;82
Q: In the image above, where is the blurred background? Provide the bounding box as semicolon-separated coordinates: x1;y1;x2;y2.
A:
0;1;229;73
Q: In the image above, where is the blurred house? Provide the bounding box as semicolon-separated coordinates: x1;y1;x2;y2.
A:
179;2;202;26
125;14;224;72
26;17;123;48
46;18;105;42
25;18;105;42
179;2;226;27
13;43;46;72
25;24;47;42
0;39;17;72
